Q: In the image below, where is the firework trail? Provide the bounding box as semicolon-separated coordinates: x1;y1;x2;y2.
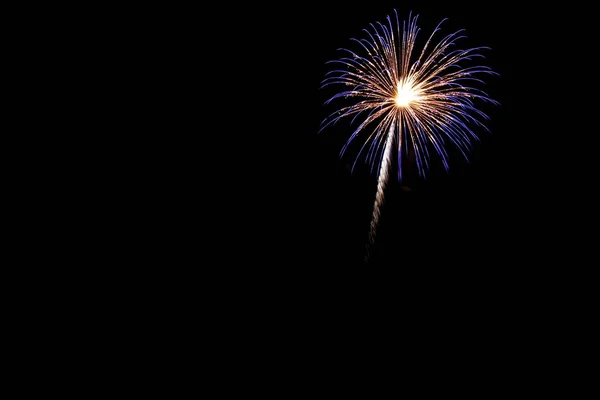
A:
369;126;393;245
320;10;498;254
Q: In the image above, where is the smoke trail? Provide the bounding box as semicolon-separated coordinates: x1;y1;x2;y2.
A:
368;125;395;245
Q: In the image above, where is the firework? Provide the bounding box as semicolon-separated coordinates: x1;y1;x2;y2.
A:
320;10;498;250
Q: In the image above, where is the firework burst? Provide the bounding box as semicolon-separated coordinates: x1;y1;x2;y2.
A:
320;10;498;251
